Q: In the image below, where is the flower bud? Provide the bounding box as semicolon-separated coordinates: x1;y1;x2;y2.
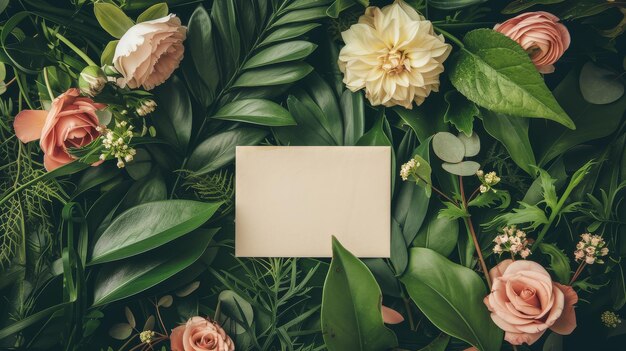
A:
78;66;107;96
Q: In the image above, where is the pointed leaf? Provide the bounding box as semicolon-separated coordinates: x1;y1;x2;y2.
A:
94;3;134;39
233;63;313;87
212;99;295;126
137;3;168;23
244;41;317;69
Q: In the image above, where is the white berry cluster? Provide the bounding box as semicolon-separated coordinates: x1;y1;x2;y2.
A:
493;225;531;259
476;170;501;193
574;233;609;265
400;158;420;181
97;121;137;168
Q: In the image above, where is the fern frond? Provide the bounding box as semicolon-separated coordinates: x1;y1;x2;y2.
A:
183;170;235;214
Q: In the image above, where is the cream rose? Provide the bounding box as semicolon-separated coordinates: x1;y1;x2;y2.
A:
13;88;104;171
338;0;451;109
113;14;186;90
484;259;578;345
170;317;234;351
494;11;570;74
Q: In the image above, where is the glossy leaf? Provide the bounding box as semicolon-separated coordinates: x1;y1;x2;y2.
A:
444;90;478;136
188;5;219;105
449;29;574;129
401;248;503;351
244;41;317;69
413;210;459;257
341;89;365;146
94;3;134;39
394;106;444;143
539;243;571;284
137;3;168;22
90;200;222;264
217;290;254;334
92;229;217;306
390;219;408;275
211;0;240;78
273;7;327;27
187;128;267;175
212;99;296;126
418;334;450;351
153;75;193;152
321;237;398;350
274;94;337;146
233;63;313;88
261;23;321;47
482;109;536;175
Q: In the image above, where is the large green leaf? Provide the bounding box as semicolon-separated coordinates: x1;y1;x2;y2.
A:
233;63;313;87
539;243;571;284
533;66;626;166
449;29;574;129
444;90;478;136
273;94;337;146
153;75;193;152
211;0;240;78
94;3;134;39
481;109;536;175
401;248;503;351
341;89;364;146
412;209;459;257
304;73;344;145
92;229;218;306
187;5;219;105
90;200;221;264
243;41;317;69
321;237;398;351
187;128;267;175
212;99;296;126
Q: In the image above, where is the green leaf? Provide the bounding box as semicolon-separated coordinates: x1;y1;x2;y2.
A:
327;0;363;18
137;3;168;22
481;109;536;175
91;200;221;264
413;209;459;257
233;63;313;87
539;243;571;284
391;219;409;275
484;202;548;230
438;202;469;220
187;5;219;105
244;41;317;69
430;0;487;10
442;161;480;176
274;94;337;146
610;262;626;310
92;229;218;306
217;290;254;334
393;106;444;143
432;132;465;163
534;66;626;166
261;23;321;47
273;7;327;27
418;334;450;351
94;3;135;39
444;91;478;136
400;248;503;351
153;75;193;152
303;73;343;145
187;128;267;175
537;168;559;211
449;29;574;129
321;237;398;351
468;190;511;209
502;0;564;14
457;132;480;157
341;89;365;146
212;99;295;126
211;0;240;78
100;40;118;66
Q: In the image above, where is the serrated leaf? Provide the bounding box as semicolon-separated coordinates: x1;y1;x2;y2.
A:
449;29;574;129
537;168;559;211
442;161;480;176
485;202;549;230
468;190;511;209
137;3;168;22
233;63;313;87
444;90;478;136
438;202;469;220
432;132;465;163
539;243;571;284
212;99;296;126
244;41;317;69
94;3;134;39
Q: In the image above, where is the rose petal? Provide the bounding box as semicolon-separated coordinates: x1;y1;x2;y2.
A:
382;305;404;324
550;283;578;335
13;110;48;143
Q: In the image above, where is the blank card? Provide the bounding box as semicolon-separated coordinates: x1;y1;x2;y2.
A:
235;146;391;257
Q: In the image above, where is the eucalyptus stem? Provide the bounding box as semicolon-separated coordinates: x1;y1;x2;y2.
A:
54;32;97;67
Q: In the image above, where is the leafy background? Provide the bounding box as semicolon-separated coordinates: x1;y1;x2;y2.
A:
0;0;625;350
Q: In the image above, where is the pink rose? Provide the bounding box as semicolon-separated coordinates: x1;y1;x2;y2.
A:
484;259;578;345
494;11;570;74
113;14;186;90
170;317;234;351
13;88;104;171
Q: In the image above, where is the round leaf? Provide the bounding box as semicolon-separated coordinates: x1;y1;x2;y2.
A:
124;307;136;328
432;132;465;163
457;132;480;157
579;61;624;105
108;323;132;340
441;161;481;176
212;99;296;126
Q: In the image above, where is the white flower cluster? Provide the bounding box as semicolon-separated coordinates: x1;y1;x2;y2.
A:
493;225;531;259
476;170;501;193
98;121;137;168
400;158;420;181
575;233;608;265
136;99;157;117
139;330;155;343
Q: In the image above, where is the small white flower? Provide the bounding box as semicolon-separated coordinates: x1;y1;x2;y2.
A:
479;185;488;193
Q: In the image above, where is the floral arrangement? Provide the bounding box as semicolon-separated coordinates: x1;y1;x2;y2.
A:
0;0;625;350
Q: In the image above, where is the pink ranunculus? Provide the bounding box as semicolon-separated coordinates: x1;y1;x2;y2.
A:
13;88;104;171
113;14;186;90
494;11;570;74
484;259;578;346
170;317;234;351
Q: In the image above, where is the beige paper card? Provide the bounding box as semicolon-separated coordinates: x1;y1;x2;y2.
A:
235;146;391;257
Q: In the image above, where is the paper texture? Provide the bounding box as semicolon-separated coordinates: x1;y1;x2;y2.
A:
235;146;391;257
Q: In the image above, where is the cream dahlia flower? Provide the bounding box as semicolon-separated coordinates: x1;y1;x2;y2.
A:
338;1;451;109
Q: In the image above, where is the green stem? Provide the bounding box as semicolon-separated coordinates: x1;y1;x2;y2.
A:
55;32;97;66
43;67;55;100
433;25;465;48
532;183;576;251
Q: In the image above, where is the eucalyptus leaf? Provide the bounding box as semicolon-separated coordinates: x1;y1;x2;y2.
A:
108;323;132;340
92;229;217;306
212;99;296;126
449;29;574;129
187;128;267;175
457;132;480;157
94;3;135;39
90;200;222;264
233;63;313;87
401;248;503;351
432;132;465;163
442;161;481;176
321;237;398;350
243;41;317;69
579;61;624;105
